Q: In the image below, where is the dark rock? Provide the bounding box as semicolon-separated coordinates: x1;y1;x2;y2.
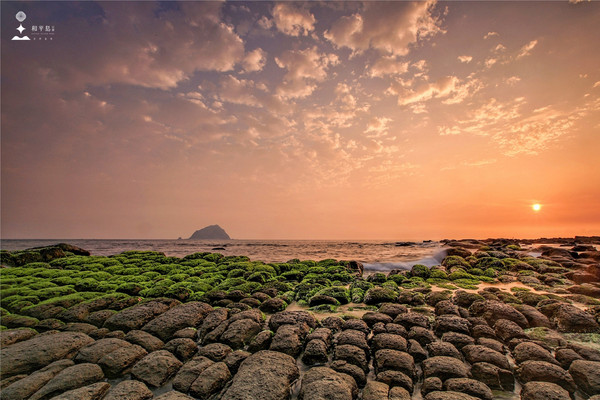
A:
221;350;299;400
516;360;575;393
0;331;93;378
454;291;485;308
555;348;583;369
302;339;328;365
513;342;559;365
471;301;529;328
424;391;479;400
48;382;110;400
64;322;98;334
462;344;510;370
379;303;408;318
371;333;408;353
342;318;370;334
567;342;600;361
141;302;212;342
427;341;461;359
197;308;228;341
220;318;262;349
423;356;469;381
0;360;73;400
409;326;437;347
154;392;195;400
29;363;104;400
260;298;287;313
520;381;571;400
299;366;357;400
189;225;230;239
362;312;393;327
362;381;389;400
494;319;527;341
0;328;37;348
569;359;600;396
444;378;493;400
268;310;317;331
436;300;461;316
172;355;214;393
306;327;332;345
376;369;414;392
104;298;180;332
394;312;429;329
97;343;147;378
321;316;344;332
223;350;250;374
75;338;131;363
197;343;232;361
374;349;415;378
164;338;197;361
103;380;153;400
472;324;496;339
552;304;600;333
477;337;504;353
470;362;514;391
385;323;408;337
441;332;475;350
269;324;304;357
336;329;369;352
389;386;411;400
174;327;197;339
335;344;369;372
308;295;339;307
131;350;183;387
201;320;228;344
247;329;273;352
408;338;428;362
125;329;164;352
422;377;443;396
189;361;231;399
86;310;117;328
34;318;66;333
330;360;366;387
434;315;471;336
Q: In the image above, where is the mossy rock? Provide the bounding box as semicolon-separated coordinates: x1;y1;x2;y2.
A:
475;257;505;270
2;314;39;329
515;291;548;306
364;287;398;305
351;288;365;303
425;290;453;306
315;286;350;305
367;273;387;284
350;280;374;292
397;290;426;306
442;256;470;269
448;270;476;281
388;274;406;285
429;269;448;280
453;290;485;308
410;264;430;279
309;295;340;307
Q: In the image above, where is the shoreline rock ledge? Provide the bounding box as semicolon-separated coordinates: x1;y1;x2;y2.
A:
188;225;231;240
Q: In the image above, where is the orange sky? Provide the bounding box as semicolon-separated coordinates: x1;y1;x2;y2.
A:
1;1;599;240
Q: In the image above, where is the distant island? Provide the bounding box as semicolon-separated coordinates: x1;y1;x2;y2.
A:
188;224;231;240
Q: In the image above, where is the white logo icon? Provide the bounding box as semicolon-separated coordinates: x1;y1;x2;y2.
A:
12;11;30;41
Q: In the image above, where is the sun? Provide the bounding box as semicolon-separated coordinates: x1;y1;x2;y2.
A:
532;203;541;212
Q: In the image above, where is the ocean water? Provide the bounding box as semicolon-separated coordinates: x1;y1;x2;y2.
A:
0;239;446;272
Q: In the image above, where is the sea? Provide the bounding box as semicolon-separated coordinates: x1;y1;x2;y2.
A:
0;239;447;273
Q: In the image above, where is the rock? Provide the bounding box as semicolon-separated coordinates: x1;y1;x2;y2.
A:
555;348;583;369
362;381;389;400
385;323;408;336
164;338;197;361
516;360;575;393
189;225;230;239
174;327;198;339
444;378;493;400
470;362;514;391
223;350;250;374
197;343;232;361
330;360;366;387
75;338;131;363
268;311;317;331
394;312;429;329
427;341;461;359
477;337;504;353
434;315;471;336
514;305;552;328
104;298;180;332
125;330;164;352
189;362;231;399
335;344;369;372
308;295;338;307
471;301;529;328
422;356;469;381
441;332;475;350
568;342;600;361
422;377;443;396
408;339;428;363
220;318;262;349
270;324;306;357
463;344;510;370
436;300;461;316
362;312;393;327
172;355;214;393
471;324;496;339
424;391;479;400
409;326;437;347
342;319;370;334
260;298;287;313
389;386;411;400
197;308;229;341
321;316;344;332
513;342;559;365
364;287;398;305
47;382;110;400
0;360;73;400
336;329;369;352
141;302;212;342
103;380;154;400
221;350;299;400
97;343;147;378
552;304;600;333
569;360;600;396
154;391;195;400
494;319;527;341
520;381;571;400
0;331;94;378
454;291;485;308
131;350;183;387
29;363;104;400
86;310;117;328
379;303;408;318
0;328;37;348
376;369;414;392
374;349;415;378
302;339;328;365
248;330;273;352
371;333;408;353
299;366;357;400
307;327;332;345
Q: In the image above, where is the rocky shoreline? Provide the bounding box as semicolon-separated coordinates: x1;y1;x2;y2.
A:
1;239;599;400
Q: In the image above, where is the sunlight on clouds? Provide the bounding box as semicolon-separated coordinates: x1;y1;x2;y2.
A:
458;55;473;63
241;48;267;73
271;3;316;37
517;40;539;58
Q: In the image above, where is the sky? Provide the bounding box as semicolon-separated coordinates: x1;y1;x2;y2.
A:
1;1;600;240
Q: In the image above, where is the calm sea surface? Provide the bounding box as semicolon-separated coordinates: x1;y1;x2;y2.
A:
0;239;446;272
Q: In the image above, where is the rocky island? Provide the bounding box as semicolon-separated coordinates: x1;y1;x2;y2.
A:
1;238;599;400
188;225;231;240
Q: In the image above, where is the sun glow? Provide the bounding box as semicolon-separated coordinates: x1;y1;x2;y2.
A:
532;203;541;212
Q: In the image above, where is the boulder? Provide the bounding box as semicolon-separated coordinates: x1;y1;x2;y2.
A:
569;360;600;396
444;378;493;400
441;332;475;350
335;344;369;372
362;312;393;327
433;315;471;336
552;304;600;333
47;382;110;400
164;338;197;361
221;351;299;400
103;380;154;400
513;342;559;365
124;330;164;352
221;318;262;350
189;362;231;399
103;298;180;332
376;370;414;392
362;381;389;400
29;363;104;400
477;337;504;353
514;305;552;328
424;391;479;400
154;391;195;399
248;330;273;353
197;308;229;341
330;360;366;387
494;319;527;341
471;301;528;328
371;333;408;353
408;326;436;347
0;360;73;400
0;331;94;378
374;349;415;379
268;311;317;331
0;328;38;348
269;324;304;357
555;348;583;369
197;343;232;361
379;303;408;318
172;356;214;393
427;341;461;359
389;386;411;400
131;350;183;387
224;350;250;374
422;356;470;381
75;338;131;363
299;366;357;400
520;381;571;400
141;302;212;342
97;343;147;378
462;344;510;370
394;312;429;329
336;329;369;352
408;339;428;363
516;360;575;393
470;362;514;391
302;339;329;365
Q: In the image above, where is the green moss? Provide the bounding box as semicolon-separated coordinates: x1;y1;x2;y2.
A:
442;256;470;269
350;280;374;292
364;287;398;305
351;288;365;303
448;270;476;281
310;304;338;313
281;270;305;281
32;286;77;300
315;286;351;305
388;274;406;285
367;273;387;284
410;264;430;279
140;286;169;298
475;257;505;270
452;279;481;290
231;281;261;293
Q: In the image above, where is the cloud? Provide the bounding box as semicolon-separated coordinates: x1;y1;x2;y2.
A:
242;48;267;73
271;3;316;36
484;31;499;39
324;1;444;56
275;47;339;99
458;55;473;63
215;75;261;107
388;76;479;107
368;56;409;77
517;40;538;58
593;81;600;88
365;117;392;137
